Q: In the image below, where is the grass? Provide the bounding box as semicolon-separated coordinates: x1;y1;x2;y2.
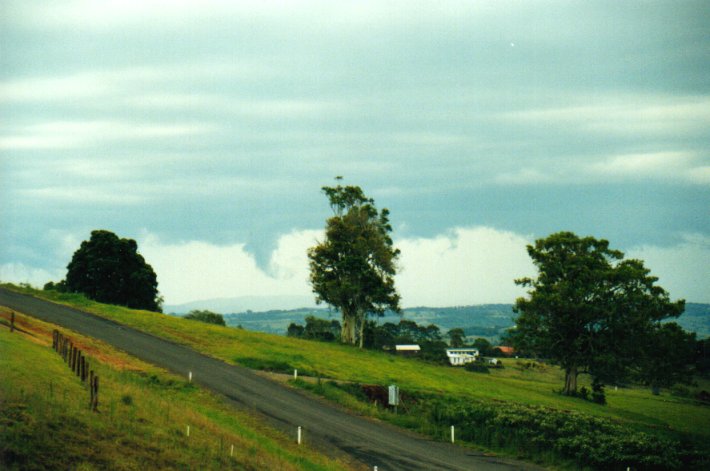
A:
4;284;710;468
0;308;360;471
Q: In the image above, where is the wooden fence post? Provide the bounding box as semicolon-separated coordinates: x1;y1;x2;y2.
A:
10;311;15;332
92;375;99;411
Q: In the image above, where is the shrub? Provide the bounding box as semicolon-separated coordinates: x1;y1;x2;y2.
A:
414;396;698;470
464;362;490;374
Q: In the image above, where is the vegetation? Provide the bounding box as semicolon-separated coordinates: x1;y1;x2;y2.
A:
56;230;162;312
512;232;685;399
288;316;451;363
0;309;355;470
308;179;401;347
5;284;709;470
184;309;226;326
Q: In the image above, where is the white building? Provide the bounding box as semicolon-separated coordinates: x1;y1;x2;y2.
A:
446;348;480;366
395;344;421;356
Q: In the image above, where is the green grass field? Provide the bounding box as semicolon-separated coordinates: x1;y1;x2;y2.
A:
3;284;710;469
0;308;359;470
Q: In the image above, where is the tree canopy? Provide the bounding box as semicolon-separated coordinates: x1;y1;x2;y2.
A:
184;310;226;326
511;231;685;398
65;230;162;312
308;180;401;347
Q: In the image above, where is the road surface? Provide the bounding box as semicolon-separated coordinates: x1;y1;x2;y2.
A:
0;288;541;470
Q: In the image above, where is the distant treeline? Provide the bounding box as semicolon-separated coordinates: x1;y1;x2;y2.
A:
286;316;507;364
225;303;710;339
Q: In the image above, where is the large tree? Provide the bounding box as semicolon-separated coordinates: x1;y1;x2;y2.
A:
511;232;684;397
65;230;162;312
308;180;401;347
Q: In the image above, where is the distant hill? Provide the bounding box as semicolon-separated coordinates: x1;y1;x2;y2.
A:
165;295;317;314
219;303;710;340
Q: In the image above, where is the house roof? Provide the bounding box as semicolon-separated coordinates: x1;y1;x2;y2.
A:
495;346;515;354
395;344;421;351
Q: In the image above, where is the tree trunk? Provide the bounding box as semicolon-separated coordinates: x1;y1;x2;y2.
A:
340;312;356;344
357;311;366;349
563;365;578;395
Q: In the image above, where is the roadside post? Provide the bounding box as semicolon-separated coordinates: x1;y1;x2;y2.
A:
388;384;399;414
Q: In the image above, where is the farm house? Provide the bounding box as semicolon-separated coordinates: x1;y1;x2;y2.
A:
446;348;479;366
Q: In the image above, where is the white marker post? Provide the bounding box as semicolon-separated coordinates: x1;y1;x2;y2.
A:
297;426;302;445
188;371;192;383
230;444;234;457
186;425;190;437
294;369;298;380
451;425;455;443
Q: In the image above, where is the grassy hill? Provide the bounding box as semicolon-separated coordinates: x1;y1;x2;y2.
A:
0;307;358;470
3;284;710;469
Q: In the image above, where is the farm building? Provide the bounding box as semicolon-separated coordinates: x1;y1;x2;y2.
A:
446;348;479;366
395;344;421;356
494;346;515;356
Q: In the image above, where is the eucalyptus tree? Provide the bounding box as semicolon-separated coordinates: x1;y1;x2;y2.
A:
308;180;401;347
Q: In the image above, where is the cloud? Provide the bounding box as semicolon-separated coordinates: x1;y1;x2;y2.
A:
396;227;535;307
137;226;537;307
586;151;709;184
627;234;710;303
0;120;213;151
0;263;63;288
139;231;319;305
3;227;706;311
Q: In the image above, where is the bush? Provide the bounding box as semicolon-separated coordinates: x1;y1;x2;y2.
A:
464;362;490;374
420;397;694;469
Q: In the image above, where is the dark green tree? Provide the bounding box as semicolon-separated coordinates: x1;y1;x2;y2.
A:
65;230;162;312
184;309;226;326
472;338;493;356
287;322;305;338
512;231;684;397
447;328;466;347
635;322;696;395
308;179;401;347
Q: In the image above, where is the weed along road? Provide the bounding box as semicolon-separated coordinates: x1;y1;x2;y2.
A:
1;288;540;471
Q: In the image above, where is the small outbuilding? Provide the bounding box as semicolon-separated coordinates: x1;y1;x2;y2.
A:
395;344;421;356
446;348;480;366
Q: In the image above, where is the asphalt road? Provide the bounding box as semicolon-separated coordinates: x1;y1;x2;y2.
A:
1;288;540;470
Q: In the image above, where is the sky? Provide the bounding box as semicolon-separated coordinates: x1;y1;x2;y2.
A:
1;1;709;308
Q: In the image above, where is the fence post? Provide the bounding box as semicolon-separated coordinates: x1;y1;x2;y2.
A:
92;375;99;411
10;311;14;332
89;371;95;410
451;425;455;443
76;352;83;377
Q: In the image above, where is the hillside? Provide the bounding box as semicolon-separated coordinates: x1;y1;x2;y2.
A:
0;308;357;470
218;303;710;339
4;285;710;470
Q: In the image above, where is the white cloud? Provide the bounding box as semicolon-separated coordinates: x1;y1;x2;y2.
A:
396;227;535;307
504;96;710;137
0;120;213;151
0;263;63;288
627;234;710;303
586;151;708;184
135;226;536;307
139;231;319;305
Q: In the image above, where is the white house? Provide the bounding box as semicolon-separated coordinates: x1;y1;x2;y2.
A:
446;348;479;366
